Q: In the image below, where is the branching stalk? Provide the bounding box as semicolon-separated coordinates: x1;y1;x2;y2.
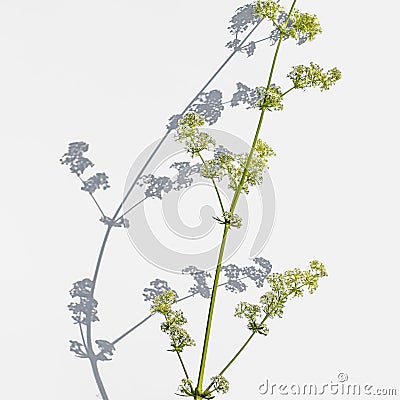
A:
195;1;297;396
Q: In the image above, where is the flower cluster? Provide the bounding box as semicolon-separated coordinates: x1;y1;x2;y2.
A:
288;62;342;91
235;302;270;335
175;113;216;157
254;0;284;21
254;1;322;44
214;211;243;229
178;378;195;397
266;259;328;301
178;375;230;398
210;375;230;394
150;289;177;315
255;85;284;111
151;290;195;353
235;260;327;334
288;10;322;42
201;139;275;194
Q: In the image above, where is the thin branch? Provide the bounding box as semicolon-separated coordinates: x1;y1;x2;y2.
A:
78;320;88;353
78;176;106;218
111;314;154;346
165;311;192;382
282;86;295;97
118;197;147;219
177;351;191;381
251;36;271;45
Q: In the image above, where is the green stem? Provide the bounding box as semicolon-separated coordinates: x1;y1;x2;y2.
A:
195;224;230;395
282;86;295;97
203;329;257;395
229;107;267;214
164;314;192;381
230;1;297;215
194;79;267;399
177;351;191;381
266;0;298;90
195;2;298;396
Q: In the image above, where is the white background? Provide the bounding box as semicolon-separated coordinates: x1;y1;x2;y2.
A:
1;0;399;399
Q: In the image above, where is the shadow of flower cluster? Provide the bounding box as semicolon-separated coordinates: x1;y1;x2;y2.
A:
137;161;201;200
60;142;94;176
242;257;273;287
180;257;273;299
143;279;178;302
189;90;224;125
170;162;201;190
138;175;173;199
68;278;99;325
167;89;225;132
81;172;110;194
182;266;212;299
230;82;261;108
226;3;261;55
